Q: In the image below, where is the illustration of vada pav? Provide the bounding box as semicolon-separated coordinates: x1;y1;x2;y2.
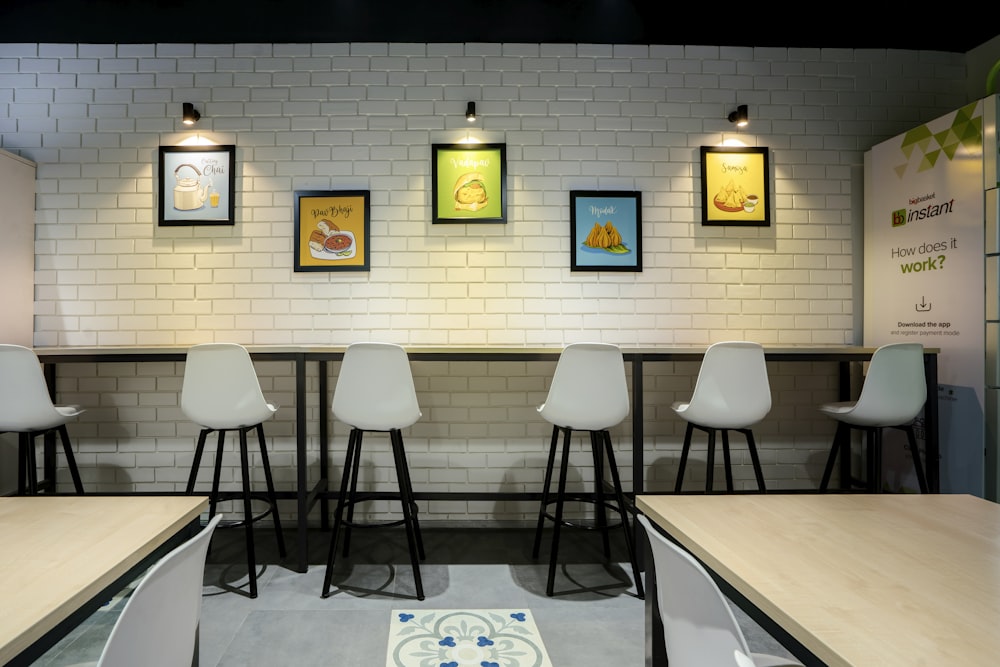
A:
453;172;488;211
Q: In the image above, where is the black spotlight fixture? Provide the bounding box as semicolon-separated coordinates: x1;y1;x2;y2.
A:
728;104;748;127
465;101;476;122
182;102;201;125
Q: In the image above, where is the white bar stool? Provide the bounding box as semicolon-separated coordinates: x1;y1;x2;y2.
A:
672;341;771;493
0;344;85;495
321;342;426;601
181;342;286;598
819;342;928;493
531;342;644;598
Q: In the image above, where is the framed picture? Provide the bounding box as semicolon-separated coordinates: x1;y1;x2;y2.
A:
158;145;236;226
293;190;371;272
569;190;642;272
700;146;770;226
432;143;506;223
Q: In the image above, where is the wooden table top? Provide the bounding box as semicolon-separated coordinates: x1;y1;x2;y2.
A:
635;493;1000;667
0;495;208;665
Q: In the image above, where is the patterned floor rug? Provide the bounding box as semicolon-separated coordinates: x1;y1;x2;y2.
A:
386;609;553;667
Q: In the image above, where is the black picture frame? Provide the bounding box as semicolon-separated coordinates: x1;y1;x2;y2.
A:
700;146;770;226
569;190;642;272
431;143;507;224
293;190;371;272
158;145;236;226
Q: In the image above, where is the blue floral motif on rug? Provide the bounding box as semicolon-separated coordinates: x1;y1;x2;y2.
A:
387;609;553;667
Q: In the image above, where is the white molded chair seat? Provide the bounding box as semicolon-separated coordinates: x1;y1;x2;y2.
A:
322;342;426;601
672;341;771;493
637;514;804;667
734;649;803;667
181;343;285;598
95;515;222;667
819;342;928;493
531;342;644;599
0;343;84;494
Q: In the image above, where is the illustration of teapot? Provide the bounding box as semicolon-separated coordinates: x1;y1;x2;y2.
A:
172;163;210;210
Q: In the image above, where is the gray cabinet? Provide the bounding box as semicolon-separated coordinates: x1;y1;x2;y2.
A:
0;148;35;495
0;148;35;346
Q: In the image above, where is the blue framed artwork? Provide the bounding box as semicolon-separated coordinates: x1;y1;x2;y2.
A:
158;145;236;226
569;190;642;272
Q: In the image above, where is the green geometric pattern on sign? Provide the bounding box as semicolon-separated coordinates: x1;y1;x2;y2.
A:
894;101;982;177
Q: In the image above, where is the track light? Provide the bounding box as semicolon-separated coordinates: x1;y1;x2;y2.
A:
466;101;476;122
728;104;748;127
182;102;201;125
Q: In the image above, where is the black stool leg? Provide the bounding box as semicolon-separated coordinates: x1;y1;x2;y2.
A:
322;427;360;598
393;430;425;560
186;429;209;494
532;425;560;558
390;428;424;600
721;429;734;492
238;427;258;598
590;431;611;559
902;425;928;493
601;430;644;599
546;426;573;597
342;429;364;557
255;423;286;557
17;433;30;495
820;422;848;491
56;425;84;494
209;430;226;519
26;434;39;494
866;428;878;492
674;423;694;492
705;428;717;493
743;428;767;492
839;425;854;490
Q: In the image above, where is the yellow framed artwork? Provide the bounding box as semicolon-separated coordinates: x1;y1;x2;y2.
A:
293;190;370;272
700;146;770;226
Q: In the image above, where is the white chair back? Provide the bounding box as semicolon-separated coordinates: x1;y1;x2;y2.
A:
0;343;82;431
676;341;771;429
846;343;926;426
333;342;421;431
537;342;629;432
180;343;276;430
637;514;753;667
96;514;222;667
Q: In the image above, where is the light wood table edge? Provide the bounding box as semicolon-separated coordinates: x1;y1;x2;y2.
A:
635;495;839;667
1;495;209;665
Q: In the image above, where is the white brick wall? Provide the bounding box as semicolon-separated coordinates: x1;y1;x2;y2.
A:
0;42;966;522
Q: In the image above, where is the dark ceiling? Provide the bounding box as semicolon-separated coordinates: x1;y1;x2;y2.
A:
1;1;997;54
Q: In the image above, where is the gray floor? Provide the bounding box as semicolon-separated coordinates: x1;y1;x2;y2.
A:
31;519;798;666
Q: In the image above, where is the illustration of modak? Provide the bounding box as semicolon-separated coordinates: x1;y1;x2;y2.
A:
583;221;629;254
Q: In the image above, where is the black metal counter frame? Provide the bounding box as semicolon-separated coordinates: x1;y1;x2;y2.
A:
35;346;940;575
